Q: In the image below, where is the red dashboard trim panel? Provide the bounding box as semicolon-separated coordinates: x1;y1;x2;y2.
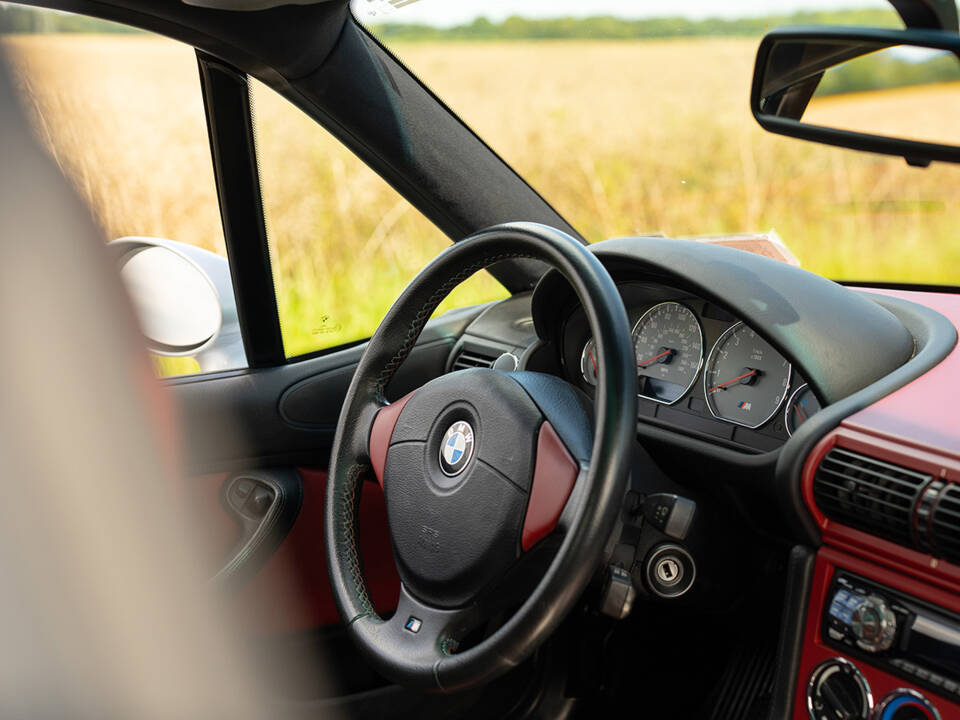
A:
843;288;960;462
801;427;960;596
795;288;960;719
793;547;960;719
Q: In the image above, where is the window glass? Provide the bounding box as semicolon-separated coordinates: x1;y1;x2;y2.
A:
249;80;508;359
354;1;960;286
2;5;235;377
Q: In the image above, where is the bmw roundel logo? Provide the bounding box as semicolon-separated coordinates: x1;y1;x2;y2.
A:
439;421;475;477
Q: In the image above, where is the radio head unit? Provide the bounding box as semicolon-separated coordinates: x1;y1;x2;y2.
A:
823;570;960;704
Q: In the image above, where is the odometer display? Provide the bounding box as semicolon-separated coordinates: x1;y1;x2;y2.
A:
633;302;703;404
704;322;791;428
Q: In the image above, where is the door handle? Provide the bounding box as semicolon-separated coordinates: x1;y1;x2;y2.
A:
212;468;303;591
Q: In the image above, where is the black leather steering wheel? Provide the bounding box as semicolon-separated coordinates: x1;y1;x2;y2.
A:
325;222;636;691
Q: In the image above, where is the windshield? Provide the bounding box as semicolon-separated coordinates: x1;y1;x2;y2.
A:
353;0;960;286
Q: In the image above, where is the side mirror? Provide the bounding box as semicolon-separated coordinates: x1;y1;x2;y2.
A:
108;237;244;373
751;26;960;166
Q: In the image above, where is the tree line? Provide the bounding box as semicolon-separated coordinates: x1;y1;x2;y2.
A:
0;5;900;37
371;10;900;42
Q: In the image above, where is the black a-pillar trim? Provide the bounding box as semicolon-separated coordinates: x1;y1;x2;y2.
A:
197;51;285;368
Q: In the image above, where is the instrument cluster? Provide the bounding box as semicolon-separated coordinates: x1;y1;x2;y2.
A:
563;284;823;451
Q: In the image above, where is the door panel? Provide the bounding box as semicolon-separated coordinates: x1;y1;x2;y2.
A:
231;471;398;634
169;308;486;642
169;305;483;473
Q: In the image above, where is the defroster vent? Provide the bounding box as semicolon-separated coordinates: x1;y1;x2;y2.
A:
813;448;931;548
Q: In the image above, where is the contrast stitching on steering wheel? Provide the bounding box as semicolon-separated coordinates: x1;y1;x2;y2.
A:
343;248;540;635
338;463;376;618
372;251;536;401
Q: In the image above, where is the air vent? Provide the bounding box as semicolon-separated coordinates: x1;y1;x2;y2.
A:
450;348;498;372
813;448;932;547
932;485;960;565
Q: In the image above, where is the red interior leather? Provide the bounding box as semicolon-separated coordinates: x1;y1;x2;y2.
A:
369;392;415;488
183;469;399;634
234;469;399;633
522;421;578;551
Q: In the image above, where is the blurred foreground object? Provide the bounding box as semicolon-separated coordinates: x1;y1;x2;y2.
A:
0;55;282;719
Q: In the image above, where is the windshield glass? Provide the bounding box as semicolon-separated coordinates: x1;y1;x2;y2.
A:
353;0;960;286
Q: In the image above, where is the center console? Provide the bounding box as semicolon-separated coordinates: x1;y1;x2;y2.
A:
823;571;960;701
796;549;960;720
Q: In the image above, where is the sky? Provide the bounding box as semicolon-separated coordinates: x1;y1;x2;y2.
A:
351;0;891;26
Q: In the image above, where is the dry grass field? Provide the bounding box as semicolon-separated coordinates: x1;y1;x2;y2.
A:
4;34;960;368
805;81;960;147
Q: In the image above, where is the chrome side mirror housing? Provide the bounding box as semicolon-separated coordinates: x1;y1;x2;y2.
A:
108;237;245;373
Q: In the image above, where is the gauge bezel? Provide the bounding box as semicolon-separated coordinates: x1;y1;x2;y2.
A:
702;321;792;429
631;301;704;406
579;338;598;386
785;383;815;438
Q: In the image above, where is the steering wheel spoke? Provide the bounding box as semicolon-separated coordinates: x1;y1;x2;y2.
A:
356;586;482;684
368;391;416;487
519;418;583;551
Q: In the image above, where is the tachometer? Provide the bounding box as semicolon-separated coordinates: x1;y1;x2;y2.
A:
633;302;703;404
703;322;791;428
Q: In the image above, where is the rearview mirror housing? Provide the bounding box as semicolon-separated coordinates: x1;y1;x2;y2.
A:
751;26;960;166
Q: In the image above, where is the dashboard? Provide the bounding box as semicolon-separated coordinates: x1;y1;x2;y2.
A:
560;282;821;453
446;236;960;720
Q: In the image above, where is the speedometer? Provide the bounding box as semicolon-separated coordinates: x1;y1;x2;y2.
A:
633;302;703;404
703;322;791;428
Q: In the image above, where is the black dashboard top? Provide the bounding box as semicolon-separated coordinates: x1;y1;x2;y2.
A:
532;236;915;406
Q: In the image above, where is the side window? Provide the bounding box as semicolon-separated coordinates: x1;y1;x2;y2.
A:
2;5;238;378
249;80;508;359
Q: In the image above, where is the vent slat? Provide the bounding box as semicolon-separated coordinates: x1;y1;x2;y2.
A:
825;449;931;481
819;462;928;493
932;486;960;564
451;348;498;371
815;469;917;502
814;476;916;504
813;448;929;550
933;506;960;521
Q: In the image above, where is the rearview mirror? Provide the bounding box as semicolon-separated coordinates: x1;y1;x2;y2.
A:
107;237;244;372
752;26;960;166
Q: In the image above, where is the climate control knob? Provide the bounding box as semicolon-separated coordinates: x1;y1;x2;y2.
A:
851;594;897;652
874;690;941;720
807;658;872;720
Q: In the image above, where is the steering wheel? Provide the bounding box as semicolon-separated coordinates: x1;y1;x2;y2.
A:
325;222;636;691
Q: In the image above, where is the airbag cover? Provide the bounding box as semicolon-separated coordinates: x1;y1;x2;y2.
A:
383;369;542;607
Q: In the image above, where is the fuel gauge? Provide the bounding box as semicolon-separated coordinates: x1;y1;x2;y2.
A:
785;384;822;437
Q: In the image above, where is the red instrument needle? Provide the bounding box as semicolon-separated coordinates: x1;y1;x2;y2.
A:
708;369;757;392
637;349;673;368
